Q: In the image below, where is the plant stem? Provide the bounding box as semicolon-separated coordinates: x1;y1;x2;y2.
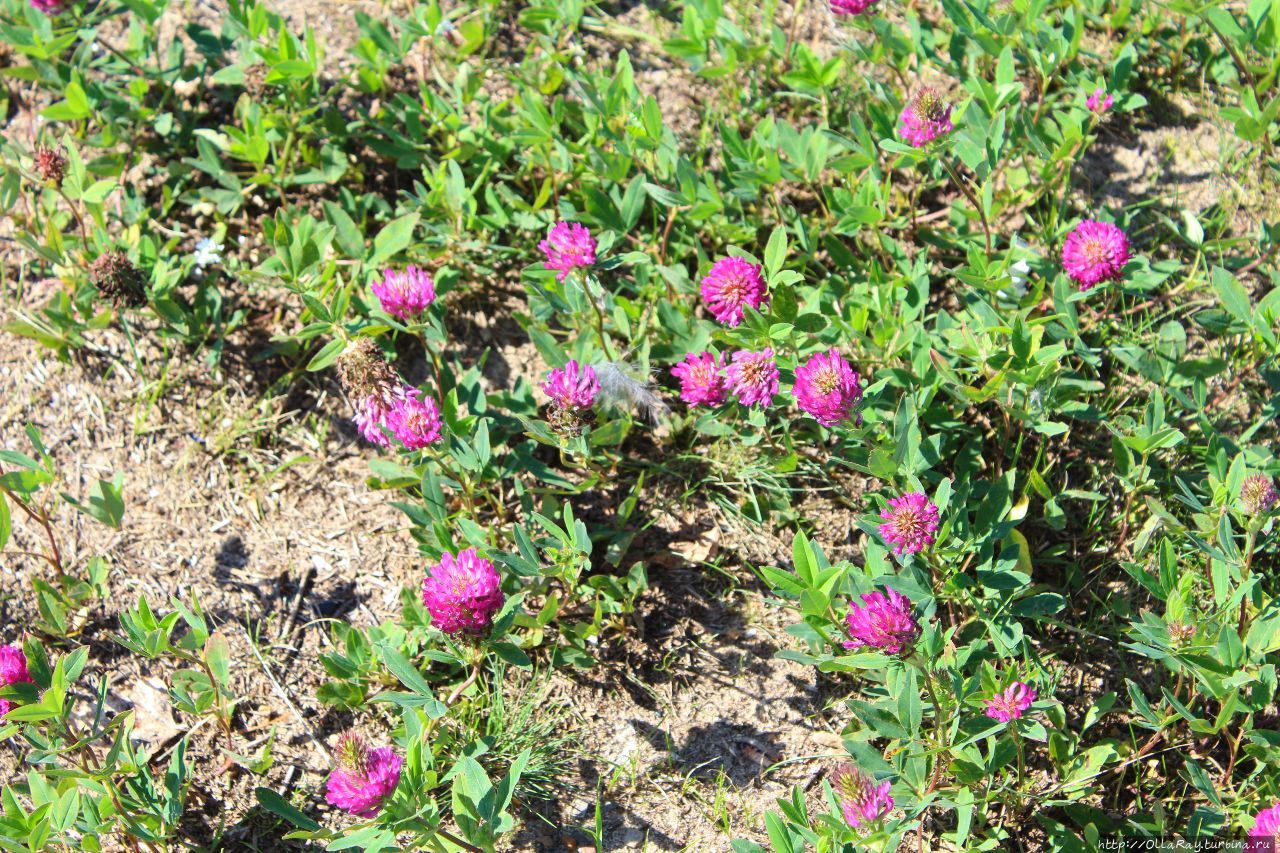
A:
178;648;234;749
445;661;481;707
436;826;485;853
917;661;950;791
940;159;993;255
276;126;298;207
418;327;447;401
55;187;91;255
1;487;65;574
583;274;616;359
1012;725;1025;787
1238;527;1257;639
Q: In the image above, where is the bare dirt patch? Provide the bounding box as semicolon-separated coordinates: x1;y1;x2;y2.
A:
1078;93;1279;240
0;318;421;847
524;567;846;852
0;304;867;850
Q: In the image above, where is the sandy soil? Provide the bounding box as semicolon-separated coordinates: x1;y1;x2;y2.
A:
0;309;866;850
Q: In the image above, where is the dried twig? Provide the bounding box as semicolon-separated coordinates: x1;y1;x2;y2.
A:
243;625;331;763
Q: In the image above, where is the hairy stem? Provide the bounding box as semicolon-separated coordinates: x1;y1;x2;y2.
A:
941;159;993;255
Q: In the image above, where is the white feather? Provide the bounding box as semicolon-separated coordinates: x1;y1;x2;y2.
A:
593;361;670;425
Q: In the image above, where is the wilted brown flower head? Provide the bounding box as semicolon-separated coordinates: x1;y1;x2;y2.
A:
88;251;147;308
242;63;268;99
336;338;397;401
546;404;595;437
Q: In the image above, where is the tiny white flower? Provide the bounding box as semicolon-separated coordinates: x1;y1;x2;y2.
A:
1009;257;1030;293
192;237;224;271
1000;236;1033;299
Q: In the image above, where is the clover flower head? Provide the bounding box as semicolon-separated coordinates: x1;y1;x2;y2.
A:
325;733;402;818
984;681;1038;723
726;348;779;407
337;340;410;447
878;491;940;556
831;764;894;829
671;352;727;407
1086;87;1114;114
1061;219;1131;291
794;349;862;426
539;222;597;281
0;645;33;719
372;266;436;320
192;238;224;271
898;87;954;147
1168;621;1196;648
1252;803;1280;841
543;360;601;435
831;0;878;15
384;390;443;450
30;0;63;13
421;548;505;635
1241;475;1279;516
89;251;147;308
844;588;920;655
700;257;768;327
351;383;415;447
242;63;268;98
543;360;600;412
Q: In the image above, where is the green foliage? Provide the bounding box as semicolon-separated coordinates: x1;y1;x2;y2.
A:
2;0;1279;848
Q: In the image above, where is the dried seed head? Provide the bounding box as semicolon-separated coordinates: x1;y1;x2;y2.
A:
242;64;268;99
34;146;67;184
336;338;397;401
88;251;147;308
547;404;594;437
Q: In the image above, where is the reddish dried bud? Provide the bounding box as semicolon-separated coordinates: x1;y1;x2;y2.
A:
34;146;67;184
546;404;595;437
1168;622;1195;648
88;251;147;308
242;64;268;99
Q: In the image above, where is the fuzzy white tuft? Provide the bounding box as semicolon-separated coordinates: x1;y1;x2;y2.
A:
594;361;670;425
